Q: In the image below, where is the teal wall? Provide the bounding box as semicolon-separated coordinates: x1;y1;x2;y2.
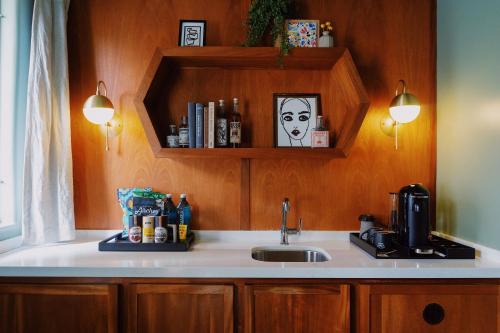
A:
437;0;500;250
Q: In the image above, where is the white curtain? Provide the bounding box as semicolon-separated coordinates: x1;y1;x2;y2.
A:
22;0;74;244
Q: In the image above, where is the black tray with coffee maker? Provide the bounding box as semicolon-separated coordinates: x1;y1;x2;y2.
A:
349;233;475;259
350;184;475;259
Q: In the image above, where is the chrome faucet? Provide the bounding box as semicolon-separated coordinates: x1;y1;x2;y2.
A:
280;198;302;245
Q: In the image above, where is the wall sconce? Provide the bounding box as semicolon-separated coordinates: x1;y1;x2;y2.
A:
83;81;115;151
381;80;421;149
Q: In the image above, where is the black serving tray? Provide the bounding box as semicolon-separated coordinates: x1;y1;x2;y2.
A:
98;232;195;252
349;233;475;259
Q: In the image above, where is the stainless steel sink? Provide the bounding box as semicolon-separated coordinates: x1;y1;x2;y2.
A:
251;246;331;262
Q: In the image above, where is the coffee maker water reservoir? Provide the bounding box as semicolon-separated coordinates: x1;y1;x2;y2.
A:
398;183;432;253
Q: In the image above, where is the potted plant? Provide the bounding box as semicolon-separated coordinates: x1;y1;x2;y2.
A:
245;0;293;56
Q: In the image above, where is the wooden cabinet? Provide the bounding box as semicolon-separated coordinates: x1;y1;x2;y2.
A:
128;284;234;333
0;278;498;333
244;284;350;333
0;283;117;333
357;284;500;333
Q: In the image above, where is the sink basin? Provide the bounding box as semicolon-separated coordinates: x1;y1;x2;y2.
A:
251;246;331;262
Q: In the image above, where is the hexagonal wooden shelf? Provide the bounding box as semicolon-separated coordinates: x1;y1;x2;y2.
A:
134;47;369;159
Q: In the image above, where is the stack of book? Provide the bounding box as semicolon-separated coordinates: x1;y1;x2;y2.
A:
188;101;215;148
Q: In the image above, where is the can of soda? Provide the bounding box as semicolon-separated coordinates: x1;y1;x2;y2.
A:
142;216;155;243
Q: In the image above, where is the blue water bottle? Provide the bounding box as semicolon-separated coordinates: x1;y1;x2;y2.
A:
177;194;191;241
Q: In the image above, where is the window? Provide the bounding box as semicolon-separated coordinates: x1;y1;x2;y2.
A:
0;0;32;241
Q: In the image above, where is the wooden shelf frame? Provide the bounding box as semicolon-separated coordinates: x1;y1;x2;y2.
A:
154;147;346;159
134;47;370;159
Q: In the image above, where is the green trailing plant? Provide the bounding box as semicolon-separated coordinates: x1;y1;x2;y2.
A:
245;0;292;56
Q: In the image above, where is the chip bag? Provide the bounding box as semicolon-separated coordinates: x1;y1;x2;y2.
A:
132;189;166;216
117;187;152;237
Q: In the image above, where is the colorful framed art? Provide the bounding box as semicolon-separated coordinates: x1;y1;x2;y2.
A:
286;19;319;48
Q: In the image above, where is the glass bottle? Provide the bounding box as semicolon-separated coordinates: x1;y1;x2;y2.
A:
311;115;329;148
216;99;228;147
178;116;189;148
128;216;142;243
167;124;179;148
389;192;398;232
229;98;241;148
316;115;326;130
177;194;192;241
154;216;167;243
163;193;177;225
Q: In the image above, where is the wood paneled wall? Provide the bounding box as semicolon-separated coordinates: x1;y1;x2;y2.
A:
68;0;436;230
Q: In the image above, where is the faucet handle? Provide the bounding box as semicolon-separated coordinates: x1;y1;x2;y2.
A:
287;218;303;236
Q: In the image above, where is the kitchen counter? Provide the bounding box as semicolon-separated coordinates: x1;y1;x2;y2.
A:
0;231;499;278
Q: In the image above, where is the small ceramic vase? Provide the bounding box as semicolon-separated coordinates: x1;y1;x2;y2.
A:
318;31;334;48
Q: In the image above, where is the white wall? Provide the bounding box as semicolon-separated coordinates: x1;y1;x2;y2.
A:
437;0;500;250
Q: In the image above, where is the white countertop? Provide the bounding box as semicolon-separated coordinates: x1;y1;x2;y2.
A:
0;231;499;279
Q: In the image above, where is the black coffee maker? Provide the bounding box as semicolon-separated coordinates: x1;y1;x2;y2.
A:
397;184;433;254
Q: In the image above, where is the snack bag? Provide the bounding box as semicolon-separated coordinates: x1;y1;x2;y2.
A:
117;187;152;237
132;190;166;216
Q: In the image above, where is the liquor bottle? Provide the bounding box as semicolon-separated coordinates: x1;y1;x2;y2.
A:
311;115;329;148
215;99;228;147
229;98;242;148
177;194;192;241
167;124;180;148
178;116;189;148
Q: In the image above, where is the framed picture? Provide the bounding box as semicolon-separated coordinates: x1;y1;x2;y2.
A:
286;19;319;48
274;93;320;147
178;20;206;47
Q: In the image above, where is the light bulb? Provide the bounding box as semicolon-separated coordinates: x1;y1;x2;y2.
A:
83;107;114;125
389;105;420;124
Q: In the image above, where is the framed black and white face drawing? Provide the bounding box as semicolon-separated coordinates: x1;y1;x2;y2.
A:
178;20;206;47
274;93;320;147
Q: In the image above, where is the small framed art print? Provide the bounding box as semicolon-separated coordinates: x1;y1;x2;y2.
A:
178;20;206;47
274;93;320;147
286;19;319;48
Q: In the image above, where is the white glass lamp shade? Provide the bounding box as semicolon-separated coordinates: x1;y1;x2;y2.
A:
389;92;420;123
83;94;114;125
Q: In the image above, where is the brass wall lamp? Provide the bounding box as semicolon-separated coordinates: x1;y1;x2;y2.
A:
381;80;421;149
83;80;115;151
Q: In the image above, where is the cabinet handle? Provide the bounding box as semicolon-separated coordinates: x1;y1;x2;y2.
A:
422;303;445;325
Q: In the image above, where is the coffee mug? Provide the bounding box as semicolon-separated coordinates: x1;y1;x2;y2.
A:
365;227;384;244
373;230;396;250
359;214;376;240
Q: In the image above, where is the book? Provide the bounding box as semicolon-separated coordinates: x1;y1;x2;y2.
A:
203;107;208;148
188;102;196;148
208;102;215;148
195;103;204;148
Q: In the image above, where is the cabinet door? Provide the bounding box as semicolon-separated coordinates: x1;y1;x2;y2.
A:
0;283;118;333
128;284;233;333
357;284;500;333
244;284;350;333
